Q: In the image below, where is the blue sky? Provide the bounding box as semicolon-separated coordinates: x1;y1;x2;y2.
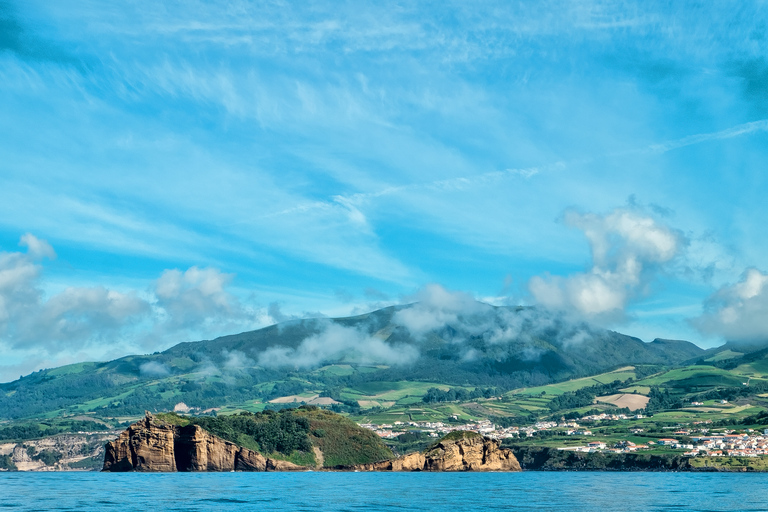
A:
1;0;768;382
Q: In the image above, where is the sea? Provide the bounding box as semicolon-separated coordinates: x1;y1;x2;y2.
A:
2;472;767;512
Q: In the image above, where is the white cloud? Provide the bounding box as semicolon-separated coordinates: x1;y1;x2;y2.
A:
222;349;254;370
154;266;246;329
394;283;490;337
257;322;419;369
19;233;56;260
692;268;768;343
0;235;151;357
35;286;150;346
139;360;170;377
0;252;41;326
267;302;299;324
529;208;684;321
0;236;273;381
391;284;588;354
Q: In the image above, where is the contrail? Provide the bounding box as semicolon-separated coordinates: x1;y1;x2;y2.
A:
263;119;768;218
643;119;768;154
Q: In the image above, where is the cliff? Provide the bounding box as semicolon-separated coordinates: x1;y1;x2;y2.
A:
352;431;521;472
103;413;306;472
1;433;114;471
510;445;693;471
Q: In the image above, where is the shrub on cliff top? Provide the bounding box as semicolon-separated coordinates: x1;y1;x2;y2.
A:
188;410;312;455
426;430;482;450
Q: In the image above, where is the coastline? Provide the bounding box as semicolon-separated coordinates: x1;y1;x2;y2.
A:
510;445;768;472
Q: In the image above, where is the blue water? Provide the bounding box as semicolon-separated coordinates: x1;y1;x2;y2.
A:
1;472;767;511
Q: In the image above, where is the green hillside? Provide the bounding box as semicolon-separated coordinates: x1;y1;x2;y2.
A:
0;303;705;424
15;302;768;451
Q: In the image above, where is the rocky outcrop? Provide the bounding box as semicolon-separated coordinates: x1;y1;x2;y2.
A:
103;413;307;472
352;432;521;472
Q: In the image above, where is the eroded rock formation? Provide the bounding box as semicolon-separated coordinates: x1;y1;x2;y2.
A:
104;416;519;473
352;432;521;472
103;413;306;472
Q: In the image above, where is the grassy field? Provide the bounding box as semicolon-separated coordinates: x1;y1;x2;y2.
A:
347;381;452;401
736;359;768;377
634;367;750;388
509;367;638;397
310;364;357;377
620;385;651;394
704;350;744;363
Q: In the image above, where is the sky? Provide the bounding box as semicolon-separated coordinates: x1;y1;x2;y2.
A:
1;0;768;382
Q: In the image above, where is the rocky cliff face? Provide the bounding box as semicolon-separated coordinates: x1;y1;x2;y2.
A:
352;432;521;472
1;433;113;471
103;413;306;472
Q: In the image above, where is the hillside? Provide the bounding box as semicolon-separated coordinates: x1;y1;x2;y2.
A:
0;302;704;424
7;301;768;469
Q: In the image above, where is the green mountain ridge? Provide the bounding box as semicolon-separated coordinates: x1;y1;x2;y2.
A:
0;303;709;422
0;303;707;422
7;303;768;472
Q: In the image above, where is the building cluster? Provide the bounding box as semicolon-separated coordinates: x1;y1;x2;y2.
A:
578;412;645;422
359;419;520;439
560;440;658;453
685;432;768;457
557;428;768;457
360;417;605;440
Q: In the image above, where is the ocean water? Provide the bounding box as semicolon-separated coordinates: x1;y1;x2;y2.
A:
2;472;767;512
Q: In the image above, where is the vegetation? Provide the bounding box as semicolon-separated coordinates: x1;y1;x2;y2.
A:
384;431;434;456
31;449;62;466
296;406;393;467
156;409;313;463
428;430;481;448
0;454;16;471
0;424;60;441
645;387;683;413
688;456;768;471
546;380;629;412
422;387;498;403
66;455;104;470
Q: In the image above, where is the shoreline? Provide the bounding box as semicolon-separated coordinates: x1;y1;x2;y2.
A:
510;445;768;472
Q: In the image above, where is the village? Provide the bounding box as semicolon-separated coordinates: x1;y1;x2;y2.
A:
358;411;645;441
358;415;768;458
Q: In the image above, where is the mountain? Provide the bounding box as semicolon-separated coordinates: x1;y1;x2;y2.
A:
0;302;705;422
